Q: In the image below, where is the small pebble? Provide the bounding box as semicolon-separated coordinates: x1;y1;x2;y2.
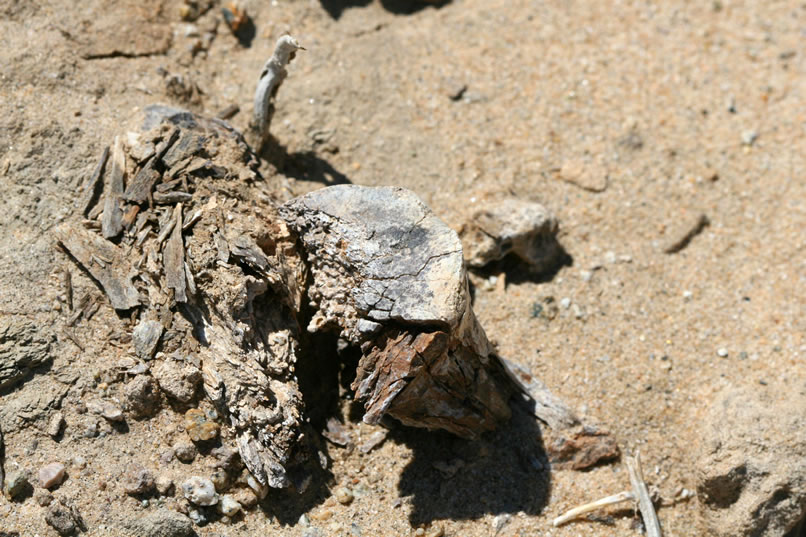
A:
156;475;175;496
217;494;241;516
184;408;219;442
124;465;155;495
39;462;66;489
181;476;218;506
717;348;729;358
231;487;258;510
34;489;53;506
682;290;693;301
559;297;571;309
47;412;65;438
335;486;354;505
173;442;197;463
211;469;230;492
5;471;31;500
71;456;87;469
580;270;593;282
741;129;759;146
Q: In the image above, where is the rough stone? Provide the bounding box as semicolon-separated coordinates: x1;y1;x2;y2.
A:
123;375;161;418
0;316;55;390
459;199;561;271
38;462;66;489
123;509;194;537
132;320;163;360
181;476;218;506
230;487;258;510
47;412;66;438
155;475;175;496
123;465;155;495
697;384;806;537
184;408;219;442
152;357;202;403
217;494;241;516
86;399;124;422
44;498;85;536
173;442;197;463
5;470;31;500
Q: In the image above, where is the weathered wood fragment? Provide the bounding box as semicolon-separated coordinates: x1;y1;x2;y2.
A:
627;451;663;537
123;156;161;204
163;203;186;303
55;224;140;310
153;191;192;204
281;185;514;438
101;136;126;239
75;145;109;216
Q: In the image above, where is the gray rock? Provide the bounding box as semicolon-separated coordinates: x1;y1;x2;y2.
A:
697;385;806;537
123;375;161;418
155;475;174;496
0;316;55;390
45;498;85;536
132;320;163;360
459;199;561;271
5;470;31;500
123;509;193;537
181;476;218;506
152;357;202;403
86;399;124;422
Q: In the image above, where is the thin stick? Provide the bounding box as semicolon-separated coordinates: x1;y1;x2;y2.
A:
552;491;635;526
626;451;662;537
252;35;303;143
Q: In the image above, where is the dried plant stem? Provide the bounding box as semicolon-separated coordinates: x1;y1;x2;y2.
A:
252;35;302;144
552;490;635;527
626;451;663;537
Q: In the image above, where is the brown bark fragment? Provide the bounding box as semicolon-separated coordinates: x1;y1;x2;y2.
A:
101;136;127;239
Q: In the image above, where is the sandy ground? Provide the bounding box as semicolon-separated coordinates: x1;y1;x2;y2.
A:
1;0;805;535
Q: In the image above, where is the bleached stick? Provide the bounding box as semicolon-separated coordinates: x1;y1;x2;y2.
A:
552;490;635;526
626;451;663;537
252;35;303;143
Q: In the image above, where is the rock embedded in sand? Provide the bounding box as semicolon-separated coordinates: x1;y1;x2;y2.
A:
459;198;561;271
123;509;194;537
123;375;162;418
123;465;155;495
181;476;218;506
5;470;31;500
0;316;55;390
39;462;66;489
152;357;202;403
696;385;806;537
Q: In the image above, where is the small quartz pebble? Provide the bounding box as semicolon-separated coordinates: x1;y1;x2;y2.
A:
217;494;241;516
39;462;66;489
184;408;219;442
717;348;729;358
335;487;354;505
181;476;218;506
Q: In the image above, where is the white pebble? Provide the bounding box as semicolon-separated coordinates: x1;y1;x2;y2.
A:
560;297;571;309
38;462;66;489
717;348;729;358
217;495;242;516
181;476;218;506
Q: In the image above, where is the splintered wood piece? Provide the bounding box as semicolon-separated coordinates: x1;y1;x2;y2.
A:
163;203;186;303
101;136;126;239
75;145;109;216
553;491;635;526
501;356;579;430
281;185;514;438
123;156;161;204
55;224;140;310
